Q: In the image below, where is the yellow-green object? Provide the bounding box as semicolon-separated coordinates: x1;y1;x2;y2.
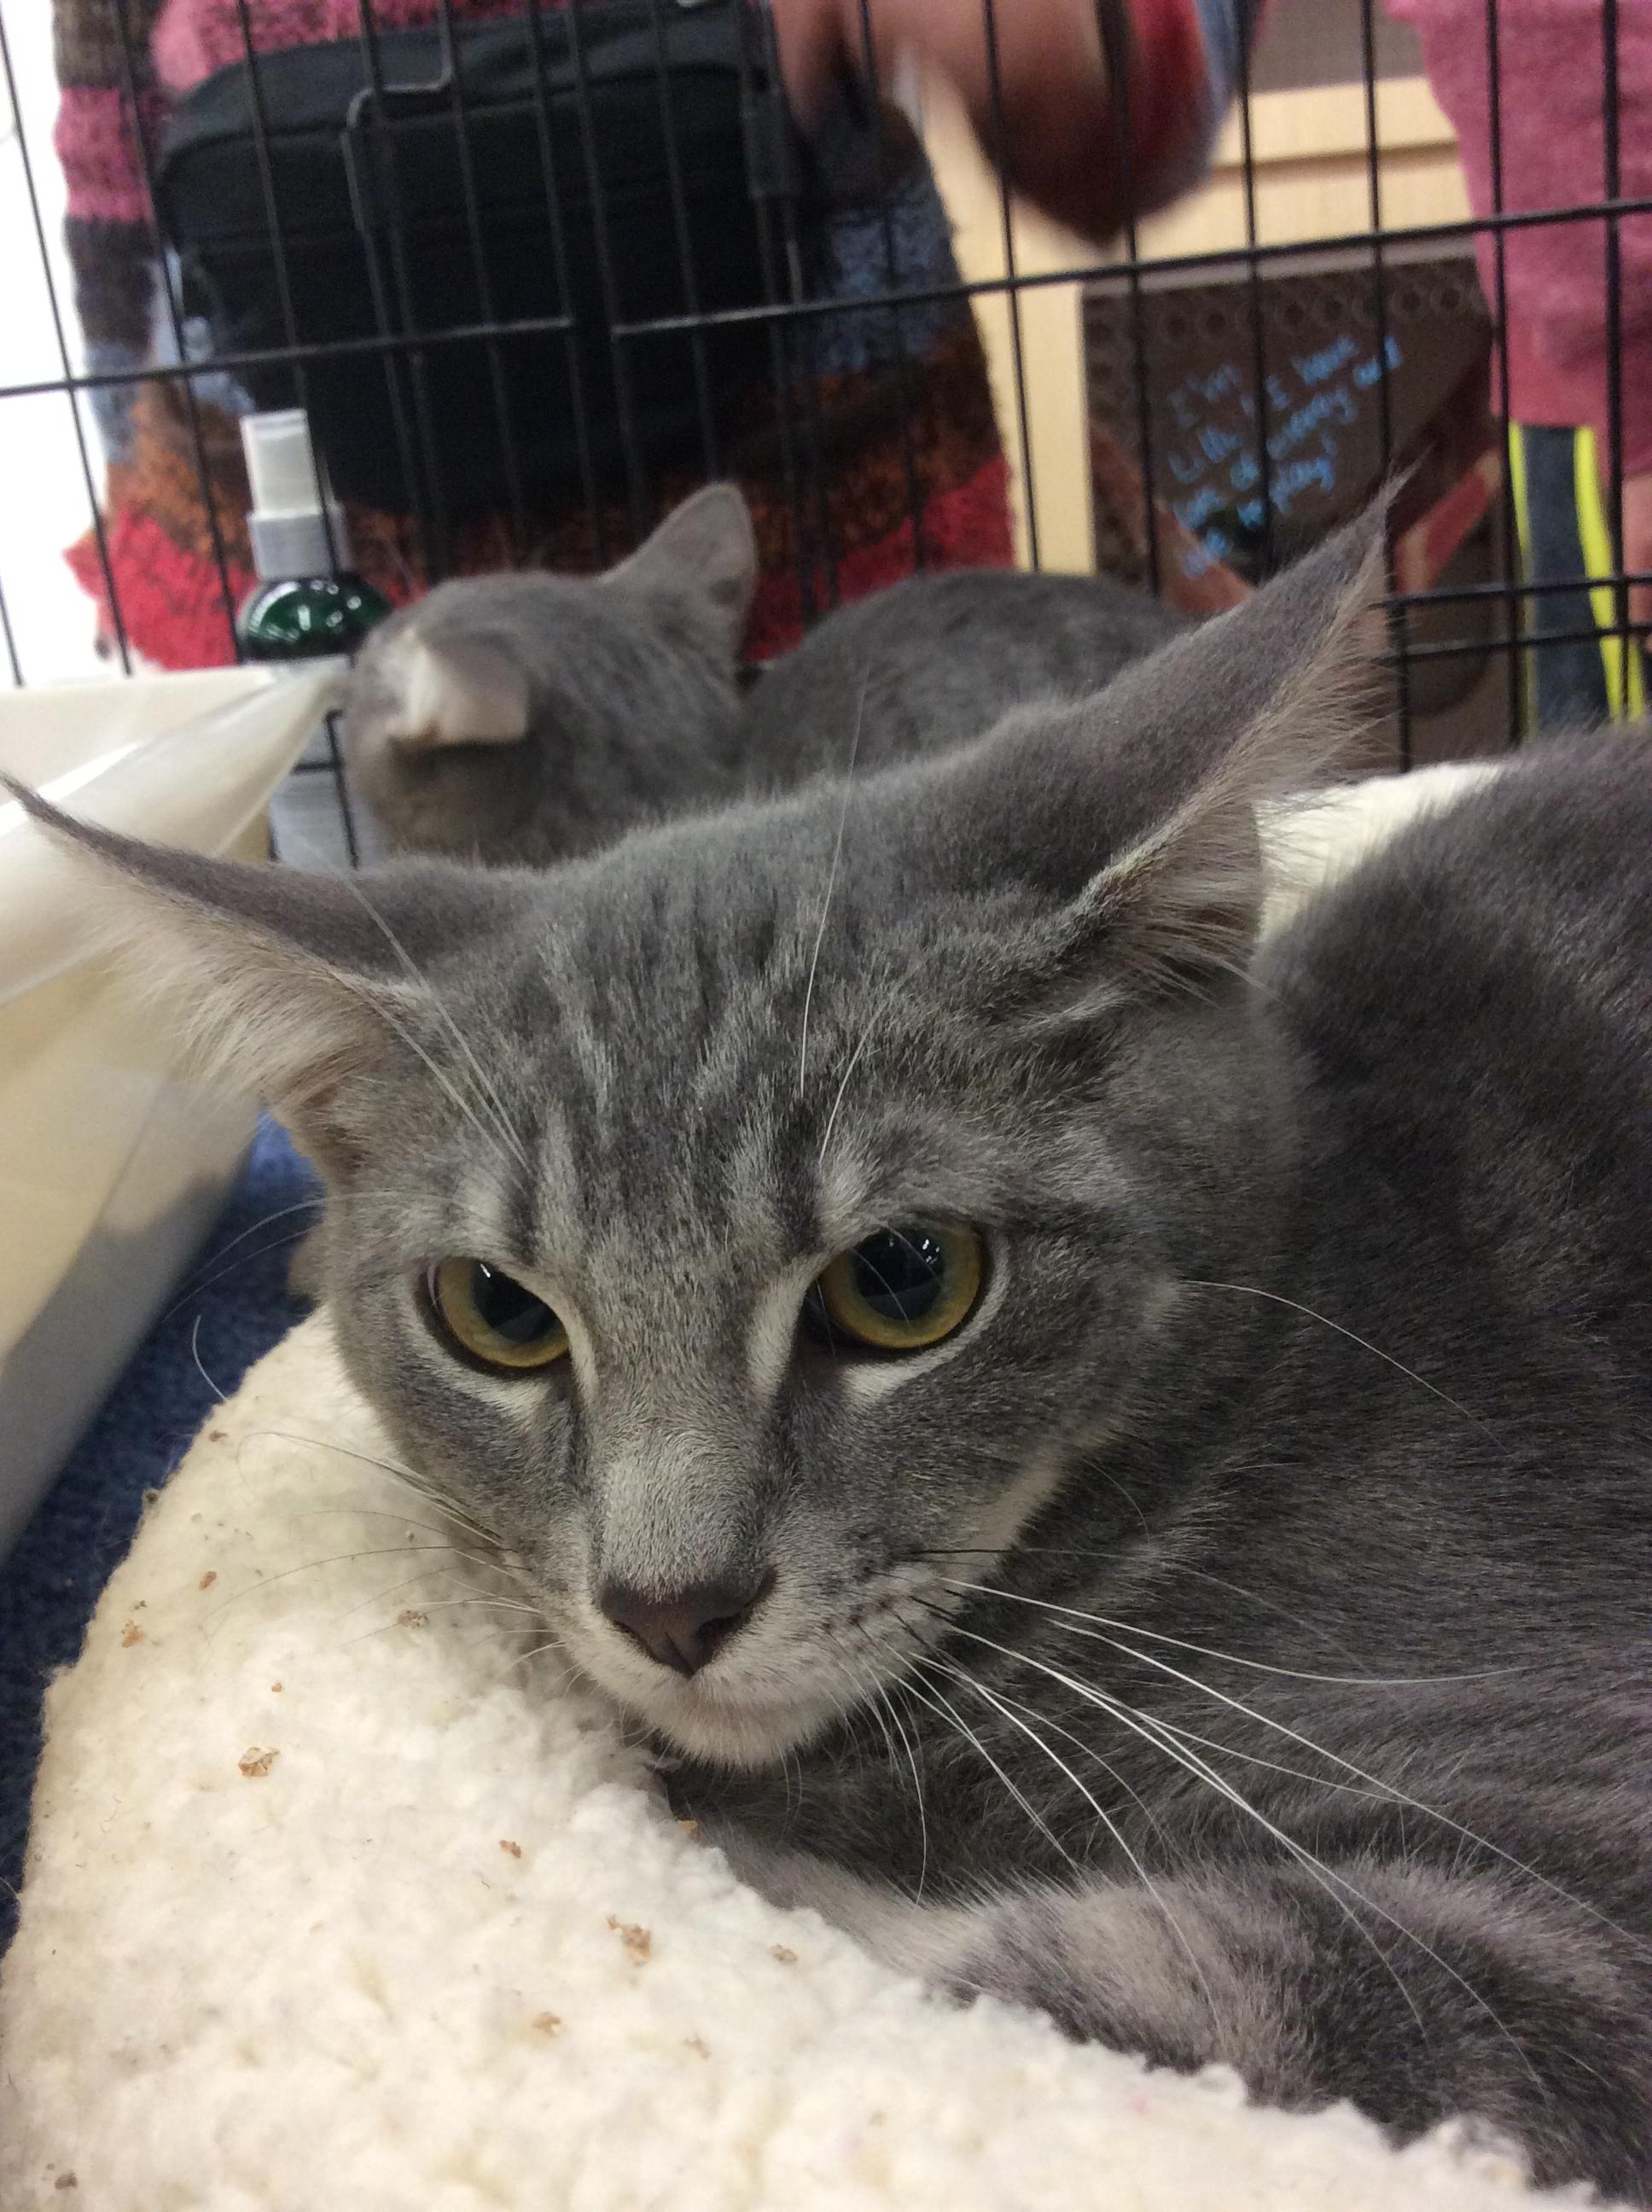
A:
1509;422;1645;732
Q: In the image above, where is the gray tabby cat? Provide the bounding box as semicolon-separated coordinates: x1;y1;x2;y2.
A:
344;480;1183;863
20;512;1652;2203
340;485;756;865
736;561;1183;785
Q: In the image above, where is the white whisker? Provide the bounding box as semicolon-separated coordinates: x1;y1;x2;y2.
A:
200;1544;485;1629
328;1553;524;1627
939;1578;1514;1687
879;1683;931;1901
1163;1562;1395;1679
1084;1625;1648;1957
1131;1708;1394;1803
940;1620;1473;2056
395;1593;544;1618
334;870;533;1175
253;1430;503;1549
898;1662;1076;1873
928;1582;1636;1954
1179;1278;1490;1431
926;1649;1218;2017
816;948;937;1171
845;1623;929;1898
189;1315;228;1404
917;1640;1182;1860
491;1637;574;1690
160;1199;326;1319
798;679;867;1101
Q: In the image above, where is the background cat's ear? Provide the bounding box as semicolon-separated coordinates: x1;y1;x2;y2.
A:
378;632;532;748
605;483;758;654
5;782;510;1170
901;505;1389;1023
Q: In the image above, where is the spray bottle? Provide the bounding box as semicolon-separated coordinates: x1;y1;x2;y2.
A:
236;408;390;661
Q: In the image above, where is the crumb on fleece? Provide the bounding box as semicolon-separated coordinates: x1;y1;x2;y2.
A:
500;1840;522;1860
396;1609;428;1629
209;1429;228;1442
270;1682;283;1693
771;1946;798;1965
53;2176;78;2192
199;1570;217;1590
677;1819;699;1839
530;2013;562;2037
684;2035;710;2058
607;1917;652;1965
120;1622;143;1649
238;1747;279;1779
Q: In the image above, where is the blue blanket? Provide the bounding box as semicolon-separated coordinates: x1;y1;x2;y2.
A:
0;1120;317;1952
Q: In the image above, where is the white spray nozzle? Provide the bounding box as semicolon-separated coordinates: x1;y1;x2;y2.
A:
242;408;329;515
240;409;351;580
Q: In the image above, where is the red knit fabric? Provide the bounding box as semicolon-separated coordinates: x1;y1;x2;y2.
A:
55;86;166;223
67;503;253;671
68;450;1015;670
151;0;532;90
736;454;1014;660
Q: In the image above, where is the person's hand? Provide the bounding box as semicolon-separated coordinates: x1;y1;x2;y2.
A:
769;0;1125;244
1618;467;1652;632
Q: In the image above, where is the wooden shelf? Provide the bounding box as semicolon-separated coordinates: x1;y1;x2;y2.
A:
922;77;1471;571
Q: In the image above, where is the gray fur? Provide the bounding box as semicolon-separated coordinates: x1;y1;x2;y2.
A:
341;484;756;866
20;510;1652;2203
345;483;1184;865
735;563;1185;786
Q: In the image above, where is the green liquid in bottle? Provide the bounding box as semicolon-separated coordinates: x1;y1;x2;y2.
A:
236;408;391;664
239;573;392;663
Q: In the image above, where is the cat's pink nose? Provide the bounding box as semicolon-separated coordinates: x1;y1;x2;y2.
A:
599;1570;774;1676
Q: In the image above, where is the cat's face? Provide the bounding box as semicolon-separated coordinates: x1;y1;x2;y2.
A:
25;515;1382;1769
311;816;1288;1765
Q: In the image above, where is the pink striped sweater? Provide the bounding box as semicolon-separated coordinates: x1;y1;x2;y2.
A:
1389;0;1652;472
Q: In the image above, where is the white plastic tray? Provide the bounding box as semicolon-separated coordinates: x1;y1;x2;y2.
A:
0;663;341;1555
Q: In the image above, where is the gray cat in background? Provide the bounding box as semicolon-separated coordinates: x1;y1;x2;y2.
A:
345;480;1184;863
26;512;1652;2202
736;562;1183;784
341;485;756;866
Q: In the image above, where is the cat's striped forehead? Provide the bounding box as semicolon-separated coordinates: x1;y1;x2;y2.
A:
374;857;1007;1337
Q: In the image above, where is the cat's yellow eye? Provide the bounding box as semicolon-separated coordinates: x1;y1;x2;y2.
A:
806;1224;985;1353
426;1259;569;1372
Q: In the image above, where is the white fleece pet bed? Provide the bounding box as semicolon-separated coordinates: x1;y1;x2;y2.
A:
0;763;1604;2212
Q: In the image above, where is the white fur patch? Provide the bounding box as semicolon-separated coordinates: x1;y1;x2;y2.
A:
390;633;531;748
1259;761;1504;937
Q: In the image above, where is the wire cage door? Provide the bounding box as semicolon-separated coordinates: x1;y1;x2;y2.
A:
2;0;1647;861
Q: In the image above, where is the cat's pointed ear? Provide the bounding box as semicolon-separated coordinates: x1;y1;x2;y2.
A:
381;632;532;748
4;781;509;1169
605;483;758;653
992;726;1305;1022
912;505;1388;1022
